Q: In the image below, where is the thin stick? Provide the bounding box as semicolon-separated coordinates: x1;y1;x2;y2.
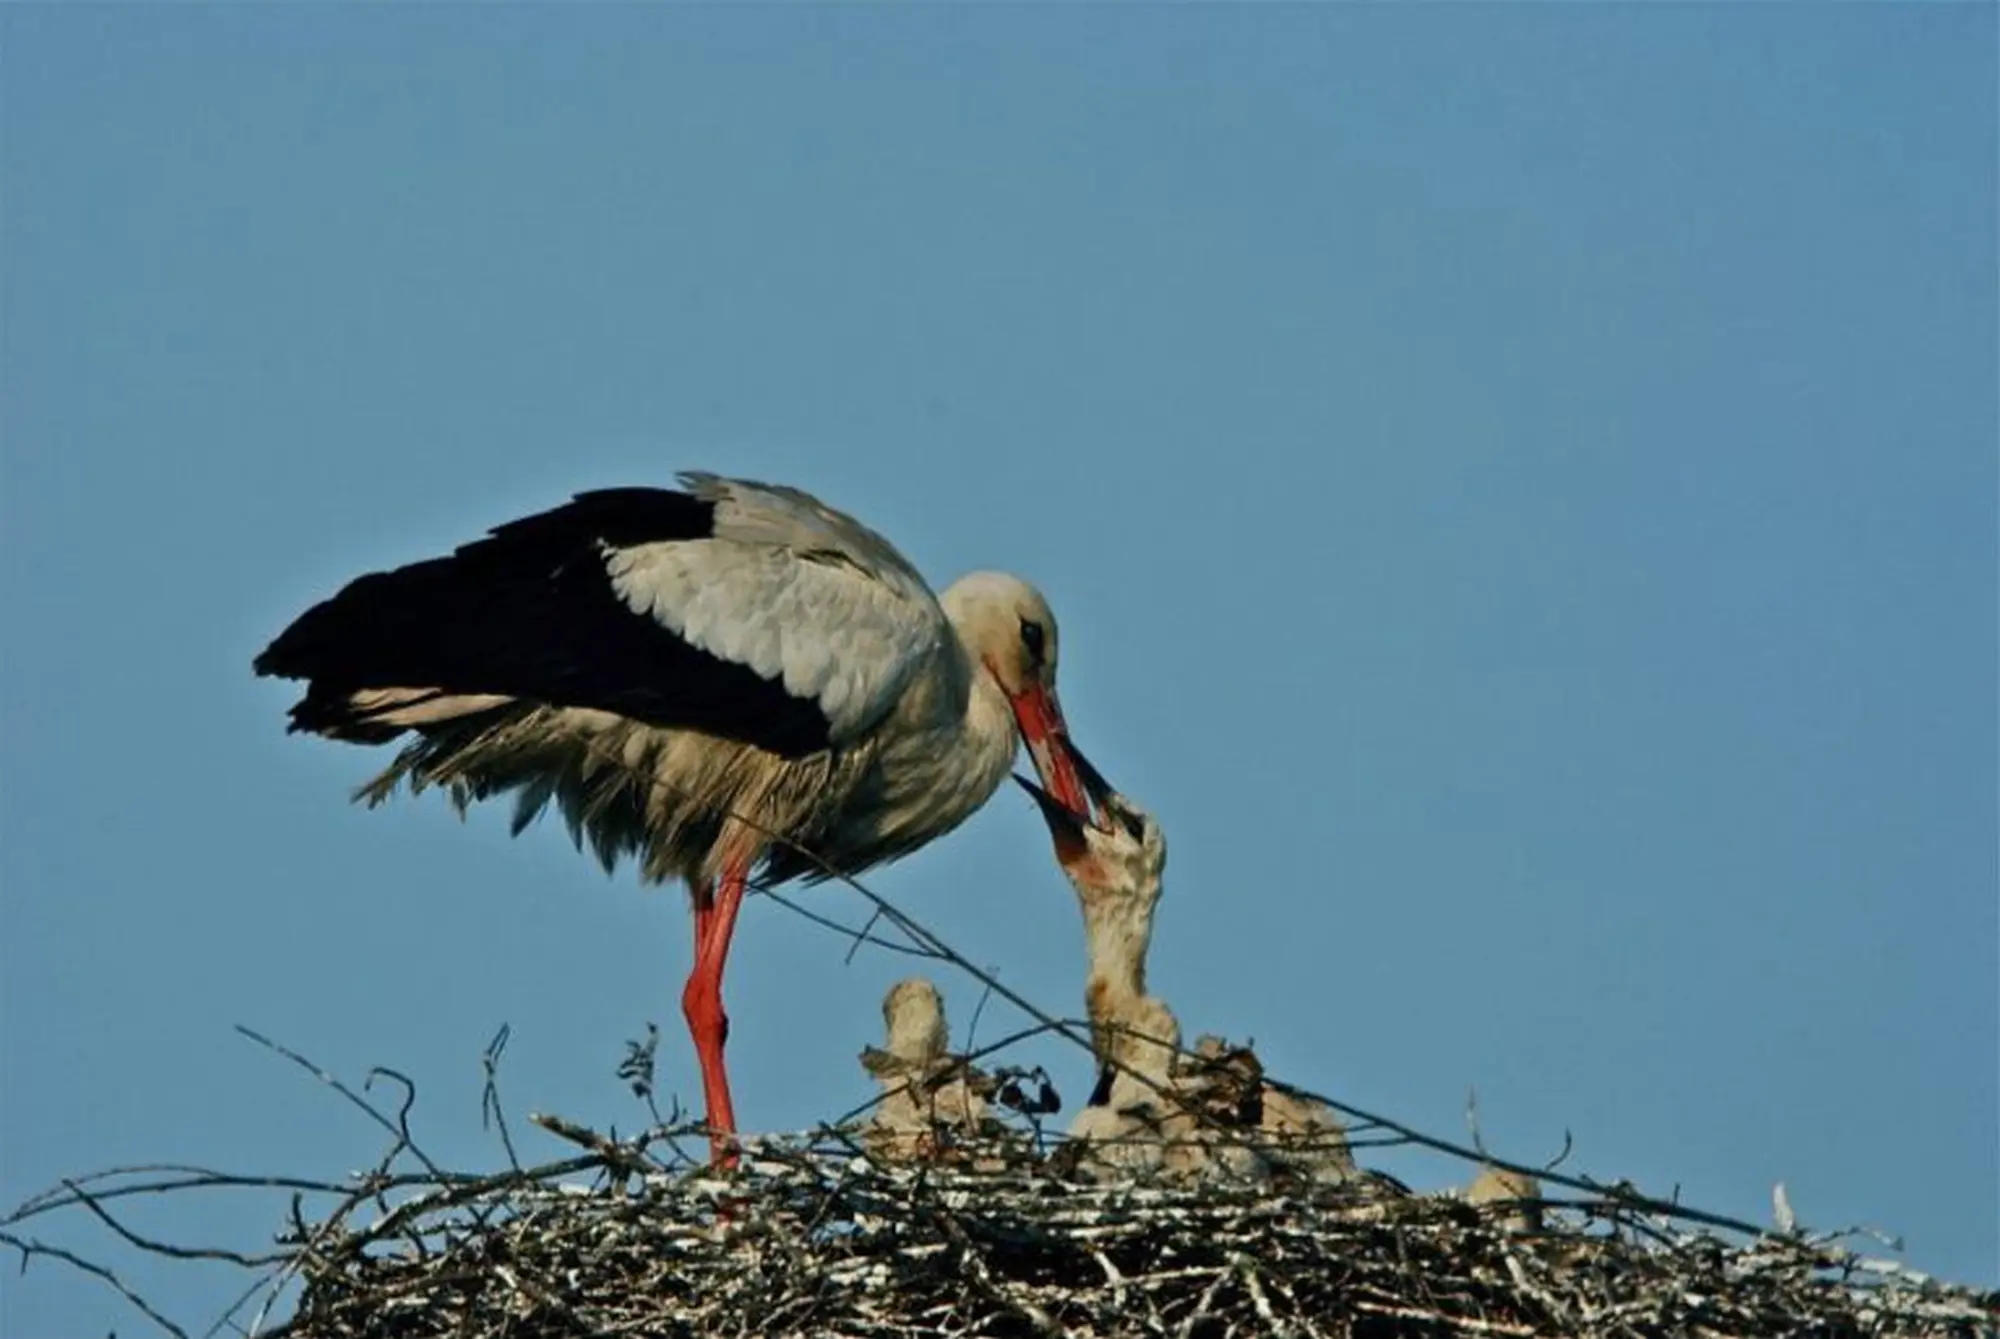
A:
232;1027;445;1179
2;1231;192;1339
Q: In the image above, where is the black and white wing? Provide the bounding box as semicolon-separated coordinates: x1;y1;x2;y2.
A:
254;474;948;758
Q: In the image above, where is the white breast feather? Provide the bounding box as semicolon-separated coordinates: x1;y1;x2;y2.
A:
603;540;945;742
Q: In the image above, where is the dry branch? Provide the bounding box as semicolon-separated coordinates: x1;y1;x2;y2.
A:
16;1117;1990;1339
259;1128;1997;1339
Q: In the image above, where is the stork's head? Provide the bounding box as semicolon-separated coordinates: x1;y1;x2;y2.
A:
880;977;949;1066
941;571;1100;830
859;977;953;1085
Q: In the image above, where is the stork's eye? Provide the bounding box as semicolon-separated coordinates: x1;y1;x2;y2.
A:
1018;616;1046;664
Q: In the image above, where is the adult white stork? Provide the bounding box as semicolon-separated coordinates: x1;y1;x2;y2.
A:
254;471;1100;1163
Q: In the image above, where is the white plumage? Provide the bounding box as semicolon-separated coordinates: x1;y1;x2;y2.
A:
599;476;943;741
256;471;1099;1163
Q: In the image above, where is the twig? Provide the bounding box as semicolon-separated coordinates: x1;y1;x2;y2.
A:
480;1024;521;1173
232;1027;444;1179
60;1179;283;1269
2;1230;192;1339
751;882;933;961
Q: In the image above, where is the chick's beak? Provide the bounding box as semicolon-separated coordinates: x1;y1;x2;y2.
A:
1013;734;1122;864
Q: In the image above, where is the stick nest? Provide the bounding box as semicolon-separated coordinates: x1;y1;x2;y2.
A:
267;1123;1993;1339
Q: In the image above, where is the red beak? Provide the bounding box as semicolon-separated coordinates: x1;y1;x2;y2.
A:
1014;733;1123;864
1008;683;1093;827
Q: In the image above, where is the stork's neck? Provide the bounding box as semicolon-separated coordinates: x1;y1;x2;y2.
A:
961;653;1020;766
1080;902;1152;1031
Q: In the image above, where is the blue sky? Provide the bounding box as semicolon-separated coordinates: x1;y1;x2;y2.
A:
3;7;1993;1331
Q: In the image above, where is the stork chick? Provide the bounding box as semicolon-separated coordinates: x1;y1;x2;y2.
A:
1464;1164;1546;1233
1174;1035;1357;1185
1022;758;1263;1181
858;977;992;1162
1064;994;1184;1176
1023;754;1353;1186
1015;748;1162;1060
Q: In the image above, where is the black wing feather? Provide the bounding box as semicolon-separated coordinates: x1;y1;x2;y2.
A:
254;488;834;757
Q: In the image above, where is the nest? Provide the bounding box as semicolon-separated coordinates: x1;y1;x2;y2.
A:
263;1120;1992;1339
11;805;1992;1337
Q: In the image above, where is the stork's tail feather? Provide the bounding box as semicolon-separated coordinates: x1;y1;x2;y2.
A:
255;547;556;744
255;559;474;684
349;703;533;806
286;684;411;744
347;706;683;882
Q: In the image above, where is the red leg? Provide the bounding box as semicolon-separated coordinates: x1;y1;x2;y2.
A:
689;877;716;963
681;857;748;1166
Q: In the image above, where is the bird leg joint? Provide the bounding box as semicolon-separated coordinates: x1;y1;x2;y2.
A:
680;975;730;1049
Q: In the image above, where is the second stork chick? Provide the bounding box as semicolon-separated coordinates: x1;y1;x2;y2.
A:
859;977;993;1162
